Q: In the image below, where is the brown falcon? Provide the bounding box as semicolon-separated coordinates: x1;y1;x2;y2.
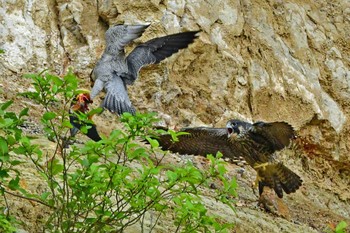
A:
69;90;101;142
152;119;302;198
90;24;200;115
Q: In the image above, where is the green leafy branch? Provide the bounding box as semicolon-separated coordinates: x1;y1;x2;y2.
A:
1;70;237;232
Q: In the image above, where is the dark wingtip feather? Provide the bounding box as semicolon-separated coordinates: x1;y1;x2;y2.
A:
87;126;102;142
69;115;102;142
274;180;284;198
145;30;200;63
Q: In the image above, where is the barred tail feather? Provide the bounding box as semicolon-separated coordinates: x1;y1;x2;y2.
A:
103;91;136;115
258;163;302;198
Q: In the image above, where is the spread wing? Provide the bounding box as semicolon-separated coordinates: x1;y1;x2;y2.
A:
227;121;300;198
226;121;295;166
90;25;150;99
247;121;295;153
125;31;200;84
103;74;136;115
154;127;236;158
105;24;150;53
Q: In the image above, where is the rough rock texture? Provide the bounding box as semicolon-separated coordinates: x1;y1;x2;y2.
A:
1;0;349;232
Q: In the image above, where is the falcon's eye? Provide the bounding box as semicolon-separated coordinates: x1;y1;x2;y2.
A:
231;122;236;127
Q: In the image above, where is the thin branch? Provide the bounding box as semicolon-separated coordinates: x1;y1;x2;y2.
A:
2;192;10;217
3;189;54;209
149;210;163;233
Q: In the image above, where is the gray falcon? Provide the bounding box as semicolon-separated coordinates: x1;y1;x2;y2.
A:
90;24;200;115
152;119;303;198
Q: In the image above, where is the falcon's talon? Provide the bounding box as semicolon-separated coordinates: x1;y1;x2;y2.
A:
254;162;270;170
253;175;262;187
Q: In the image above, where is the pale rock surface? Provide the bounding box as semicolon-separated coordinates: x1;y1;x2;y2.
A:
1;0;350;232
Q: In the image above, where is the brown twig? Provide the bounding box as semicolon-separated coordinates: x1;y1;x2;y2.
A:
3;189;55;209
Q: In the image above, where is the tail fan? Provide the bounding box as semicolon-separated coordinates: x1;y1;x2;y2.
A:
257;162;302;198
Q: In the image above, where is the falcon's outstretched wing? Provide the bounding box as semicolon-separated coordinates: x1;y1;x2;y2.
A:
155;127;236;158
248;121;295;152
90;25;150;99
226;121;302;198
227;121;296;165
125;31;200;84
105;24;150;53
90;25;199;115
153;120;302;198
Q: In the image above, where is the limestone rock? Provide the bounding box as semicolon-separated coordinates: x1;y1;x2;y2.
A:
1;0;349;232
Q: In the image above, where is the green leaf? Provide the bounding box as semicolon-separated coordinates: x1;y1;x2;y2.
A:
8;176;20;190
52;85;58;93
166;171;178;182
40;191;51;201
217;163;227;175
122;112;133;119
0;169;9;179
87;107;103;117
23;73;39;79
10;160;21;166
207;154;215;164
145;137;159;148
215;151;223;159
62;120;73;129
0;137;8;157
129;147;147;159
19;107;29;118
43;112;56;121
169;130;189;142
63;71;78;90
81;158;90;168
0;118;14;128
51;75;64;86
13;147;26;155
336;221;348;232
80;125;91;134
0;100;13;111
48;159;64;176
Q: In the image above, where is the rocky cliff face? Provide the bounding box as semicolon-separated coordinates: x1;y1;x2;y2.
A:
1;0;349;232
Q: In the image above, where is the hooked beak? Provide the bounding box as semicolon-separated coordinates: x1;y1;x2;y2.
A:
226;122;233;138
76;93;92;113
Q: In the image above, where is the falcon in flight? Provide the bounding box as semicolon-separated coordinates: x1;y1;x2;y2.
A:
152;119;303;198
69;91;101;142
90;24;200;115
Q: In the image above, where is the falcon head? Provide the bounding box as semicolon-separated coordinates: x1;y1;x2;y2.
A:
71;90;93;114
226;119;252;137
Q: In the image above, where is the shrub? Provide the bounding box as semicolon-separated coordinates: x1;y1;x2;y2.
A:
1;70;237;232
0;99;31;232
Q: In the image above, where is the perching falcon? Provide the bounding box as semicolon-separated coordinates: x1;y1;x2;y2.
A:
152;119;303;198
90;24;200;115
69;91;101;142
